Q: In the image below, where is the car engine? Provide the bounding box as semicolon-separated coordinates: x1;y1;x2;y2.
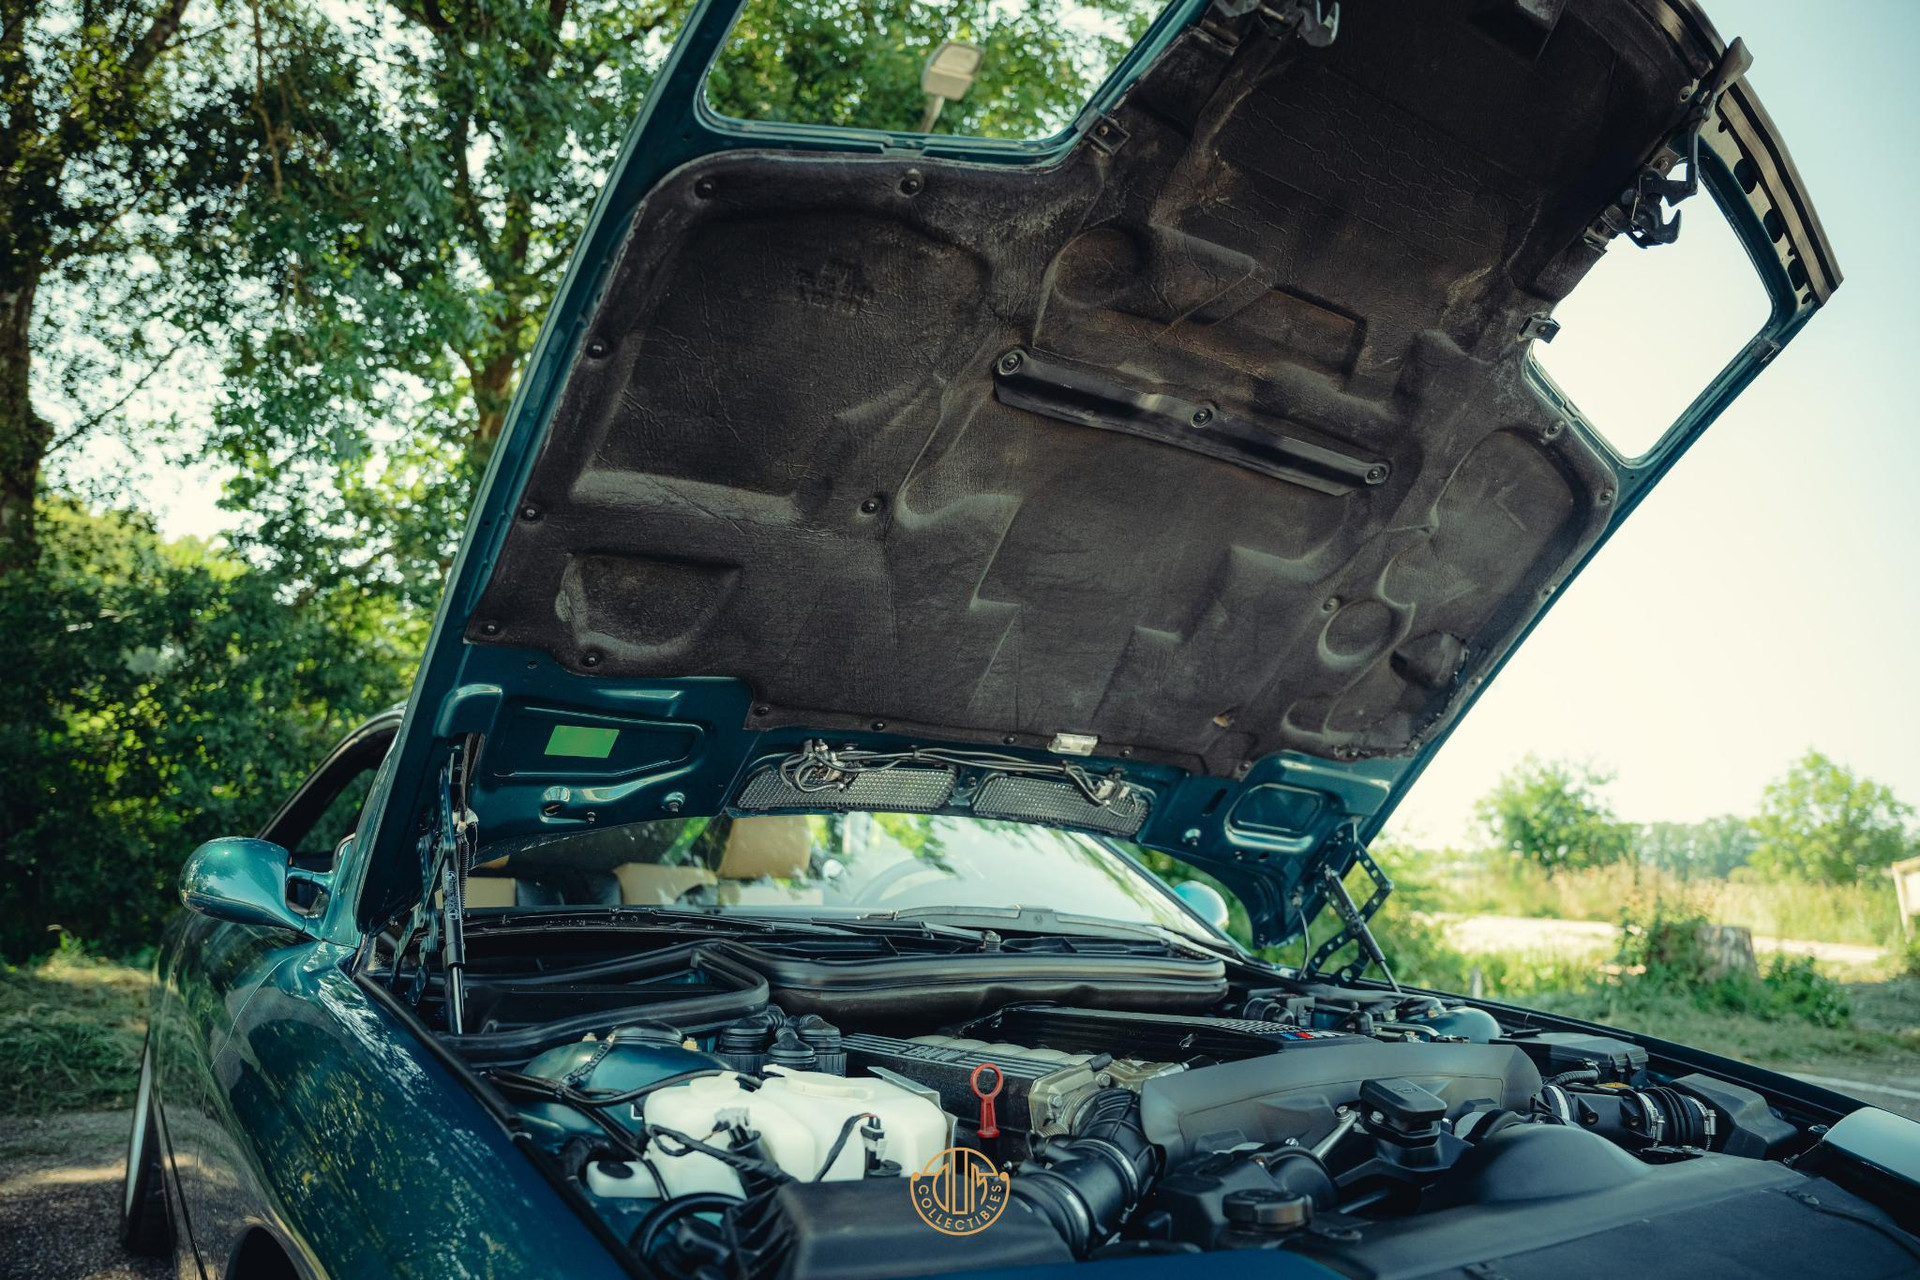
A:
449;949;1920;1280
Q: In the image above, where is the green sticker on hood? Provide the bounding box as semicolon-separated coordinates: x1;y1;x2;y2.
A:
544;724;619;759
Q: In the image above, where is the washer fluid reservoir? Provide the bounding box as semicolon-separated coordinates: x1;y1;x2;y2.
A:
639;1066;949;1197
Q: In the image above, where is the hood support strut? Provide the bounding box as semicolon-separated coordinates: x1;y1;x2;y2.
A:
390;738;481;1034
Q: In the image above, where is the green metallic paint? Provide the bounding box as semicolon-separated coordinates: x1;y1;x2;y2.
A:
148;922;634;1277
179;838;317;938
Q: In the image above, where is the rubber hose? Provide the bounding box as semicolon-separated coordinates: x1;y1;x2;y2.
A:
1010;1089;1159;1256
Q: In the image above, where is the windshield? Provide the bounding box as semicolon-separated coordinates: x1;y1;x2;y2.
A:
470;812;1211;941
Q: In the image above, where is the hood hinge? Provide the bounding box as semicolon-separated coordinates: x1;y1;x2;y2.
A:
1259;0;1340;47
1302;824;1399;989
390;738;481;1032
1589;38;1752;249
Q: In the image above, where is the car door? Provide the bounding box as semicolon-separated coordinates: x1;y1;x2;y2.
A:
152;713;400;1275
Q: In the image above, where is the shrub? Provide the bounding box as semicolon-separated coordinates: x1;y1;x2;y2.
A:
1899;935;1920;981
1613;898;1850;1028
0;504;418;958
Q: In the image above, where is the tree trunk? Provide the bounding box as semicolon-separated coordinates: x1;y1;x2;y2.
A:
1647;920;1758;983
0;269;46;574
468;342;522;467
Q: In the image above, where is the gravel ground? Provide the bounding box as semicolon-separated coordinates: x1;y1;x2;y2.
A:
0;1111;165;1280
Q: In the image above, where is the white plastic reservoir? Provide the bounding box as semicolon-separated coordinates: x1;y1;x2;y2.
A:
634;1067;948;1197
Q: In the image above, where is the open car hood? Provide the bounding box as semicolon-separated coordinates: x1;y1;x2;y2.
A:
355;0;1838;945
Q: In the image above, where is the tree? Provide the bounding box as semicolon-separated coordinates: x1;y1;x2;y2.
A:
1637;815;1755;880
0;501;419;955
1475;755;1632;876
709;0;1152;141
0;0;215;571
1748;750;1913;886
0;0;1156;954
199;0;1151;603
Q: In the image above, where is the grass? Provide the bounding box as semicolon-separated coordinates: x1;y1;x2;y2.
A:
1439;861;1901;948
1525;976;1920;1080
0;937;151;1115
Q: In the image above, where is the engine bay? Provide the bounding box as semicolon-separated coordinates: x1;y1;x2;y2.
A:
406;928;1920;1280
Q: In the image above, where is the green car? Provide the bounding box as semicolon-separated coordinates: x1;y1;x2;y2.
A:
127;0;1920;1277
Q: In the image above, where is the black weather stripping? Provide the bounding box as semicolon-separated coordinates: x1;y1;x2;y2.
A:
991;348;1388;496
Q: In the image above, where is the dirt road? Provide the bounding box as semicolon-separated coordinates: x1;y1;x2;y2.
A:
0;1112;164;1280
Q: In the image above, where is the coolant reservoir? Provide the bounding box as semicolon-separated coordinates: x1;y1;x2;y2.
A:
643;1067;948;1193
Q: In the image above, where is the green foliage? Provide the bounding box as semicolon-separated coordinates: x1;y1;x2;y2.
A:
0;502;418;957
200;0;1157;605
1749;749;1914;886
1608;897;1852;1028
0;934;150;1114
1637;815;1754;879
4;1;1165;961
192;0;681;604
707;0;1157;138
1288;843;1861;1032
1456;857;1901;947
1475;755;1632;876
1757;952;1855;1028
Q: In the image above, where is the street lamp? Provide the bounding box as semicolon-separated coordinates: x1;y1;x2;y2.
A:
920;40;984;132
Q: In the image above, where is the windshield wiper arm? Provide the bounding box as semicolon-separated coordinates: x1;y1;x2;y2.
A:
464;905;861;940
875;905;1222;953
820;915;990;945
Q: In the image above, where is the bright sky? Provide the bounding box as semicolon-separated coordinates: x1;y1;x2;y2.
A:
69;1;1919;848
1392;0;1920;845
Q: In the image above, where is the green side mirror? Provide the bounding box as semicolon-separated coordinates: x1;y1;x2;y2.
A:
1173;880;1231;933
179;838;314;936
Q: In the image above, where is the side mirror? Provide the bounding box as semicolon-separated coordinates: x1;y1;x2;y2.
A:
179;838;315;936
1173;880;1231;933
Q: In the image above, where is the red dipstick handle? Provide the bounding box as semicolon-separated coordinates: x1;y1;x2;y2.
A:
969;1062;1004;1140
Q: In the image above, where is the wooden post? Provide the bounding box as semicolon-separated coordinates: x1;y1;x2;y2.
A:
1893;856;1920;941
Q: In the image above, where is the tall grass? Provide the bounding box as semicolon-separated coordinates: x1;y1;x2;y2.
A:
1441;860;1900;947
0;936;151;1114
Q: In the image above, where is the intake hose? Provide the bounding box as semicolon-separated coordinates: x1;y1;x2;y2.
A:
1537;1083;1717;1150
1010;1089;1159;1256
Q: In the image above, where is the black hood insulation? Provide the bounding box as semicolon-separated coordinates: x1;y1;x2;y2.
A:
470;0;1729;777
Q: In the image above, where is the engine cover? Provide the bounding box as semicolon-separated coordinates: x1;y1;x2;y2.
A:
1140;1039;1542;1160
842;1032;1177;1137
